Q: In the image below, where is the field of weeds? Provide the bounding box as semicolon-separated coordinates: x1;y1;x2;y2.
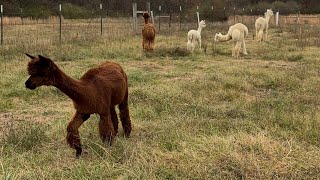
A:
1;19;320;179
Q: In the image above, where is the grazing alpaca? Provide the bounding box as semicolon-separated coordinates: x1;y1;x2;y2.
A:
142;12;155;51
25;54;132;157
187;20;206;53
214;23;248;58
255;9;273;42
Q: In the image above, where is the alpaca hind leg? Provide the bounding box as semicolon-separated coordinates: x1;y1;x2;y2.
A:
99;113;115;145
263;29;268;41
241;39;248;55
110;106;119;136
258;30;263;42
119;90;132;138
67;112;90;157
232;42;236;57
235;41;241;59
150;38;155;51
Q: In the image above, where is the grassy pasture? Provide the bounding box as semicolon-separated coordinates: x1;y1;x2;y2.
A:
1;20;320;179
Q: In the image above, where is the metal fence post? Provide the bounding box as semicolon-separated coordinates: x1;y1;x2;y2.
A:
59;4;62;43
234;7;236;24
211;6;214;24
179;6;182;30
1;5;3;45
158;6;161;32
100;3;103;36
196;6;199;24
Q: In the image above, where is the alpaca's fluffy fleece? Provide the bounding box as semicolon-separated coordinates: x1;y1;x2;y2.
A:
187;20;206;53
255;9;273;42
142;12;156;51
214;23;248;58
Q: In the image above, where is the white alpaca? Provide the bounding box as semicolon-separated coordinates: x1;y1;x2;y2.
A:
214;23;248;58
187;20;206;53
255;9;273;42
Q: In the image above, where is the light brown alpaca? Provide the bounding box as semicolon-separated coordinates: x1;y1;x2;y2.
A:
25;54;132;157
142;12;155;51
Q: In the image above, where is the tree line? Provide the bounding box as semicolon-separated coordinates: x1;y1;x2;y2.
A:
0;0;319;19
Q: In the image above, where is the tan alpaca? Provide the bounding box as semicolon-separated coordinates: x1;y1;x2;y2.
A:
214;23;248;58
142;12;155;51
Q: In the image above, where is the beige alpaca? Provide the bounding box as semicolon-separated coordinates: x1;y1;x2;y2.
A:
255;9;273;42
187;20;206;53
214;23;248;58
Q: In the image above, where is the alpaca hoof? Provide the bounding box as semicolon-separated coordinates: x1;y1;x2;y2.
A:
75;147;82;157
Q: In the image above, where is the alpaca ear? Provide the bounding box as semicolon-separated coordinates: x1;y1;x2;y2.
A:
25;53;35;59
38;55;50;67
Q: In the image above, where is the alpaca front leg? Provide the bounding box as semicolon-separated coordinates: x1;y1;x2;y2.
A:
99;114;115;145
198;39;202;52
67;112;90;157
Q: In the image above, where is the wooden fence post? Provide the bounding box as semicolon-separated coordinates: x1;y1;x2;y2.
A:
132;3;137;34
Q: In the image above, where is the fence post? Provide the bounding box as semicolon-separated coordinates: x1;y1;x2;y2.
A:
169;10;172;28
242;8;244;24
132;3;137;34
233;7;236;24
158;6;161;32
1;5;3;45
20;8;24;25
196;6;199;24
211;6;214;24
100;4;103;36
146;2;150;13
276;11;279;26
151;10;154;25
59;4;62;43
179;6;182;30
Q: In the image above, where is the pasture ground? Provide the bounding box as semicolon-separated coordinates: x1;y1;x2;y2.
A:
1;23;320;179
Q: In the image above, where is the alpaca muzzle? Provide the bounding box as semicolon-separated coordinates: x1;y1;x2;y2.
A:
25;80;36;90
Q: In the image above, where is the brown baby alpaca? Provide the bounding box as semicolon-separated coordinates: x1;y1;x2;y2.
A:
142;12;155;51
25;54;132;157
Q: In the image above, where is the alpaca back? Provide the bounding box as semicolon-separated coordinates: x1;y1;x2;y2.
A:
255;17;267;31
228;23;248;39
143;23;155;40
231;29;241;42
188;30;199;42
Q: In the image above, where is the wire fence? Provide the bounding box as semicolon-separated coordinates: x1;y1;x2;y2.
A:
1;4;320;49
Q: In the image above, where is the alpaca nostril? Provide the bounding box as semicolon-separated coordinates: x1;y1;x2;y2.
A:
25;80;30;88
25;80;36;89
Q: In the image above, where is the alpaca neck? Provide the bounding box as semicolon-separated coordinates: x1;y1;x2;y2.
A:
217;34;231;42
197;26;203;34
53;68;87;104
144;17;149;24
265;14;271;22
